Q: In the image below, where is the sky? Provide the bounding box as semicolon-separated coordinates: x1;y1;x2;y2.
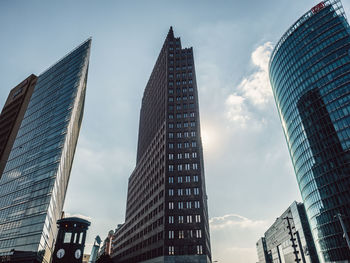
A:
1;1;350;262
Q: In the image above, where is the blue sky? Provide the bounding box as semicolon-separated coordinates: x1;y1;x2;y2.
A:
1;1;349;262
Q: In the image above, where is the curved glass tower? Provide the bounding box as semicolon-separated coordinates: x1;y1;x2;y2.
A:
269;1;350;262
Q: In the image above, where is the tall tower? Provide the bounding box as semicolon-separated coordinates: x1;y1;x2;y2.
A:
0;39;91;262
269;1;350;262
112;27;211;263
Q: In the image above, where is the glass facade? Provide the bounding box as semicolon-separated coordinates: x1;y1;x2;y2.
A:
0;39;91;262
269;1;350;262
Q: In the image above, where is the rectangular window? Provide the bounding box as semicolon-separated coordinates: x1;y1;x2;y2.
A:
177;132;182;138
177;164;183;171
178;189;183;196
197;245;203;254
178;177;183;183
186;188;191;195
177;153;183;159
169;189;174;196
183;113;188;118
179;230;184;239
169;177;174;183
178;216;184;223
184;122;189;128
169;97;174;102
193;175;199;182
186;202;191;209
185;153;190;159
185;164;190;170
168;133;174;138
169;246;174;255
195;215;201;223
176;113;182;119
190;112;195;117
178;202;184;209
177;143;182;149
169;154;174;160
168;143;174;149
176;123;182;128
184;132;189;137
169;216;174;224
168;165;174;172
193;163;198;170
192;141;197;147
190;121;196;127
169;202;174;209
196;230;202;238
185;176;191;182
184;142;189;148
194;188;199;195
191;131;196;137
169;231;174;239
195;201;200;208
168;123;174;128
168;114;174;119
192;152;197;158
187;215;192;223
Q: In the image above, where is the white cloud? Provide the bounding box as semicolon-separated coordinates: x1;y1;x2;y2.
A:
225;42;274;126
210;213;269;263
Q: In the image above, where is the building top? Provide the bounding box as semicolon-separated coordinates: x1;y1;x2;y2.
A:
269;0;345;69
57;217;91;228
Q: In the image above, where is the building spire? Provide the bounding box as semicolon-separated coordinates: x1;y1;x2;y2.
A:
167;26;174;39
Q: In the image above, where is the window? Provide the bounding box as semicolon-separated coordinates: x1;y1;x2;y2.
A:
169;202;174;209
178;177;183;183
169;81;174;86
177;132;182;138
189;87;194;92
193;163;198;170
184;122;189;128
186;188;191;195
168;133;174;138
169;216;174;224
196;245;203;254
191;131;196;137
178;189;183;196
178;202;184;209
194;188;199;195
184;142;189;148
169;89;174;94
168;123;174;128
183;113;188;118
169;154;174;160
185;153;190;159
186;202;192;209
185;176;191;182
192;152;197;158
177;143;182;149
192;142;197;147
169;231;174;239
189;95;194;100
169;177;174;183
189;80;193;84
176;123;182;128
176;104;181;110
177;164;183;171
169;97;174;102
190;121;196;127
169;143;174;149
179;230;184;239
184;132;189;137
190;103;195;109
195;215;201;223
168;114;174;119
169;246;174;255
176;113;182;119
196;230;202;238
194;201;200;208
169;53;174;57
193;175;199;182
177;153;183;159
183;96;187;101
64;232;72;243
176;96;181;101
178;216;184;223
187;215;192;223
168;165;174;172
185;164;190;170
182;88;187;93
169;189;174;196
169;74;174;78
190;112;195;117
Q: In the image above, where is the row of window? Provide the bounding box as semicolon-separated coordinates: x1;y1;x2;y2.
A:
169;152;197;160
168;121;196;129
169;65;193;71
168;229;202;239
168;245;203;255
169;80;193;86
168;96;194;102
168;163;198;171
168;142;197;149
168;200;200;210
169;176;199;184
169;87;194;95
169;73;193;78
169;131;196;138
168;103;195;111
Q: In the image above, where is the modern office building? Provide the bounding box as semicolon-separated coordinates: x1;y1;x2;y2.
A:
256;237;269;263
111;27;211;263
269;0;350;262
256;202;319;263
0;39;91;262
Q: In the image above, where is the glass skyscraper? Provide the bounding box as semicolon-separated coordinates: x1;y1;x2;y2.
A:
0;39;91;262
269;0;350;262
111;27;211;263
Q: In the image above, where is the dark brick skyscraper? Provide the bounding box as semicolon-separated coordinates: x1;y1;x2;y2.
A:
111;27;211;263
